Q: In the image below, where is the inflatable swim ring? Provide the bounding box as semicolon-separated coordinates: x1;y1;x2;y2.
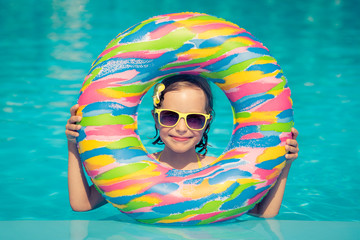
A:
77;12;294;225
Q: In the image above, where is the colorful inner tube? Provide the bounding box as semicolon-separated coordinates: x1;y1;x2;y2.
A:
77;12;294;225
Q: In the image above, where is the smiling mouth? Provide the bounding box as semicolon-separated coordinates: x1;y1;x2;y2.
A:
171;136;192;142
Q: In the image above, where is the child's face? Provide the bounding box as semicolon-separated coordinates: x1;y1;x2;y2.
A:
155;86;208;154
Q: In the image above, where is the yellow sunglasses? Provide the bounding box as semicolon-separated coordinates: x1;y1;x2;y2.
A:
154;109;211;131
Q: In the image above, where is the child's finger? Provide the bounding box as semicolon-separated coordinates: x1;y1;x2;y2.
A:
285;153;298;161
285;145;295;153
291;127;299;139
68;129;79;137
66;122;81;131
70;104;79;116
69;115;82;123
286;144;299;154
286;139;298;148
65;129;79;137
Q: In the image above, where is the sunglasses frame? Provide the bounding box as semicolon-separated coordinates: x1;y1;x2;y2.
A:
154;109;211;131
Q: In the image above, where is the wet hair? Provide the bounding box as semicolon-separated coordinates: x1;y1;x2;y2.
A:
152;74;214;155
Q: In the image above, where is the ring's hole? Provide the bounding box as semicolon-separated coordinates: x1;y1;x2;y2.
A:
137;82;233;157
137;84;161;154
208;82;233;156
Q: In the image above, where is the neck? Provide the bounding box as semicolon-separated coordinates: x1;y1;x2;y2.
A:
160;147;199;170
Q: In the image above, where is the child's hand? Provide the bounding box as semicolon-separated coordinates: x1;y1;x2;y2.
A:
285;127;299;162
65;104;82;144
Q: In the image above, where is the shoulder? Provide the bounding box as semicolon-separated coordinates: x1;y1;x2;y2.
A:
201;155;217;166
151;152;161;160
150;152;160;159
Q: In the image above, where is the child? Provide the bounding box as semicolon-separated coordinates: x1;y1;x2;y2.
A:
66;74;299;217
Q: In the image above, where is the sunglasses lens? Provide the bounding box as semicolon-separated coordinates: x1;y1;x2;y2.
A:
159;110;179;126
187;114;206;130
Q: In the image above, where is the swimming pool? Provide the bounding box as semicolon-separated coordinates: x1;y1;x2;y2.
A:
1;0;359;239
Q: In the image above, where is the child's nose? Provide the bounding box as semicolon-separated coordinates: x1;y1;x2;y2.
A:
175;118;188;132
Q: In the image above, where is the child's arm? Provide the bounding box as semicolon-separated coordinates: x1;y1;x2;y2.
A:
66;104;107;211
248;161;292;218
248;128;299;218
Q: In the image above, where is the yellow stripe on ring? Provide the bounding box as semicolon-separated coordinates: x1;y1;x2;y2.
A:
256;146;286;164
105;182;153;197
78;140;112;153
158;214;198;223
84;155;117;169
197;28;242;39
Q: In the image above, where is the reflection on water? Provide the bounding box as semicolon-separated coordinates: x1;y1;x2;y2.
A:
1;220;359;240
69;219;284;240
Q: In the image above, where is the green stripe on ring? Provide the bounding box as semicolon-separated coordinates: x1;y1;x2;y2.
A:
80;114;134;126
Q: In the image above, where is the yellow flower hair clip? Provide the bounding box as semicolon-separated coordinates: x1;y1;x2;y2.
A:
153;83;165;106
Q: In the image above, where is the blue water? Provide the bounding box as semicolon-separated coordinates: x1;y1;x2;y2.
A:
0;0;359;235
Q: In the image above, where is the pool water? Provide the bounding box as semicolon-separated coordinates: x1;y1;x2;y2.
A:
1;0;359;238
